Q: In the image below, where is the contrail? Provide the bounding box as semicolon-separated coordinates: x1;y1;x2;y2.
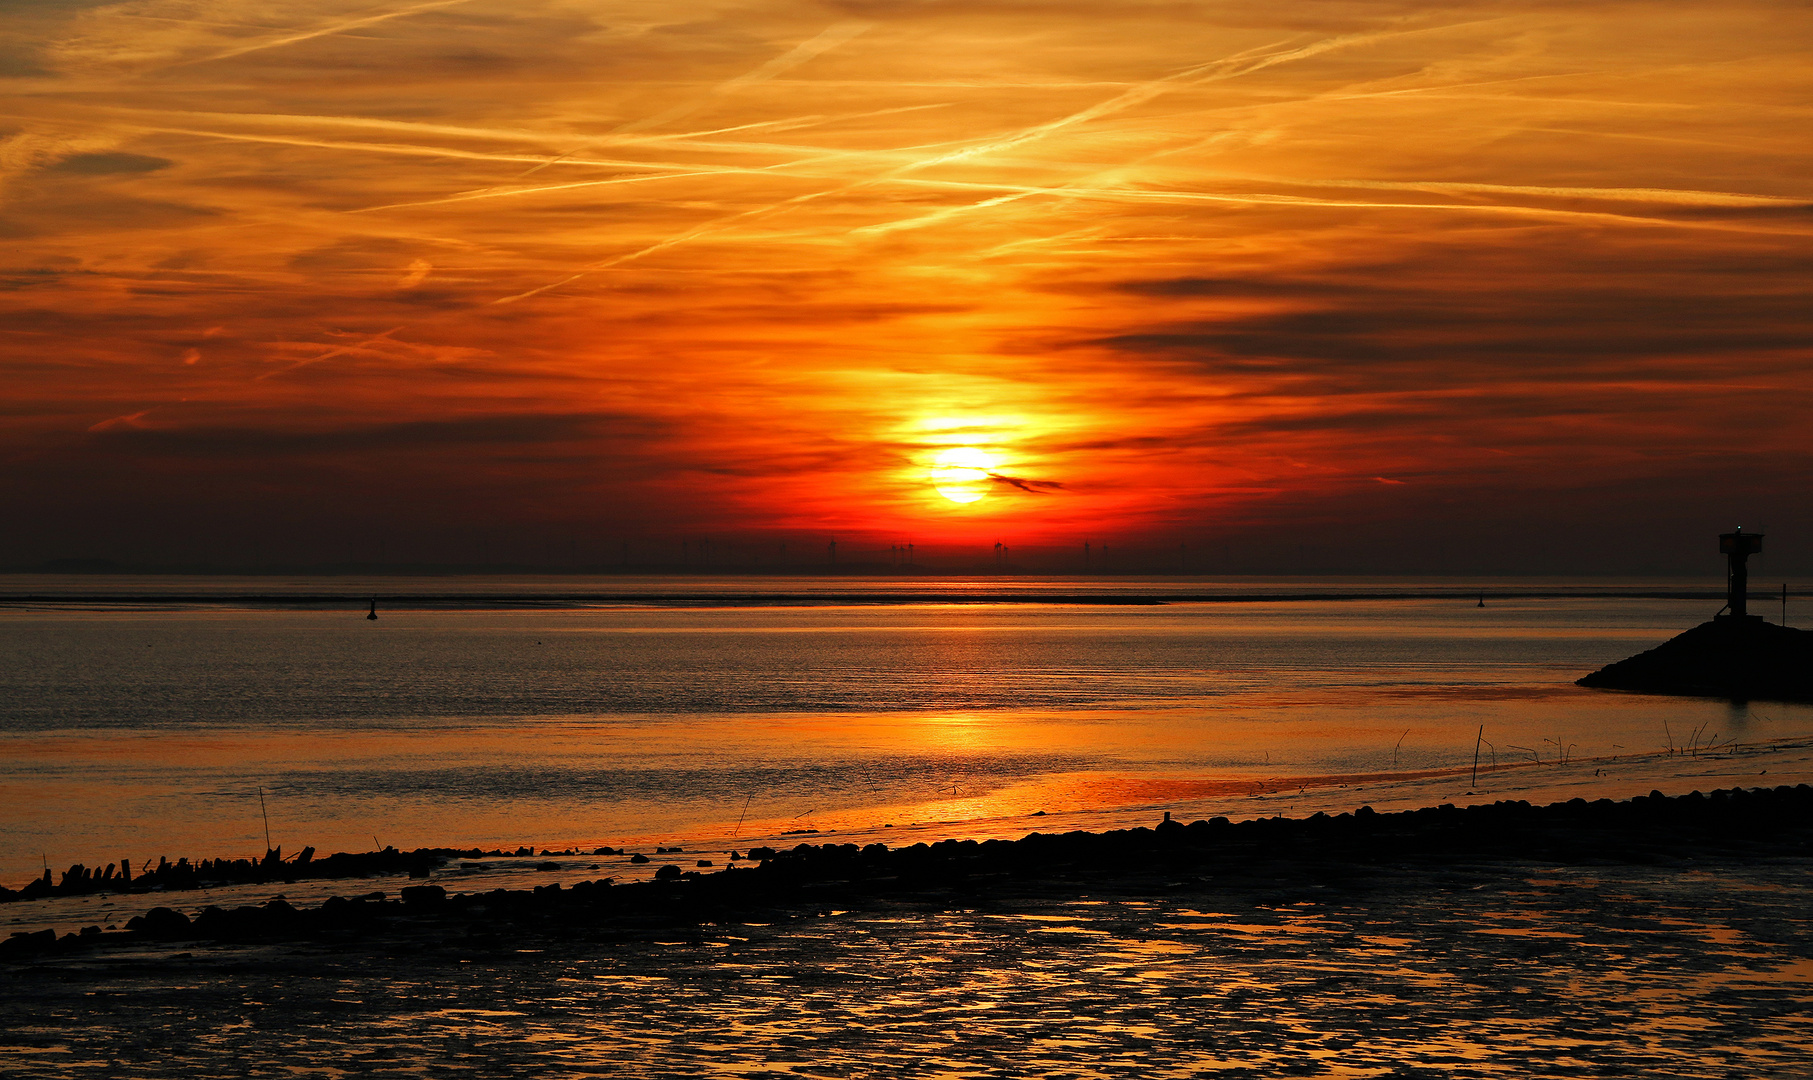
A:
854;173;1808;239
257;327;405;380
1199;172;1807;207
890;31;1389;177
856;177;1813;234
483;30;1382;303
340;128;1000;212
70;103;959;168
73;102;938;152
124;125;717;171
94;118;931;193
511;21;874;182
354;167;787;213
619;20;874;134
175;0;478;67
701;29;1424;242
87;410;152;433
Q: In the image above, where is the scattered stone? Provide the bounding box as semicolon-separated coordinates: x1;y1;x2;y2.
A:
401;885;446;907
0;929;56;960
127;907;191;939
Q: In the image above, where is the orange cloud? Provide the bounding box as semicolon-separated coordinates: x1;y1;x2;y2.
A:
1;0;1810;570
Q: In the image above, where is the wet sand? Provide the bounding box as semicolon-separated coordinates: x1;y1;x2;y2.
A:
4;860;1810;1078
2;784;1809;1077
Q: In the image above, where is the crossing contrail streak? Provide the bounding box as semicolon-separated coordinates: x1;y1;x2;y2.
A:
481;30;1386;306
175;0;477;66
508;21;875;184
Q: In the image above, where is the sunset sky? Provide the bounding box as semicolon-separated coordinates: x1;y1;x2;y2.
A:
3;0;1809;572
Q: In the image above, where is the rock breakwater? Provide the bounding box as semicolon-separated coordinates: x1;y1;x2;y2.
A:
5;784;1808;963
1578;617;1813;702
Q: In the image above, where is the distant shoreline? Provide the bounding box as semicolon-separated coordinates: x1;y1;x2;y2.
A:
0;587;1762;610
6;570;1796;611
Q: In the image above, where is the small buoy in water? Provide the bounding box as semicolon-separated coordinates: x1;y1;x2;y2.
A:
366;599;378;621
1477;592;1485;607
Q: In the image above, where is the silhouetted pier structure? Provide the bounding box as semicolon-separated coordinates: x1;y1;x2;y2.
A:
1579;527;1809;702
1718;527;1763;619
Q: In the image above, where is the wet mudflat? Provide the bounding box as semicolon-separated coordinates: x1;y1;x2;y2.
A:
2;855;1807;1078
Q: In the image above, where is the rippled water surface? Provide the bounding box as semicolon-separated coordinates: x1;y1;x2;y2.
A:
3;576;1812;882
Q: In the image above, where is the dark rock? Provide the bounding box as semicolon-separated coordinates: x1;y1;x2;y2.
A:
629;853;650;864
191;904;285;941
535;861;561;871
0;929;57;959
132;906;193;939
401;885;446;907
1579;618;1813;702
654;865;681;881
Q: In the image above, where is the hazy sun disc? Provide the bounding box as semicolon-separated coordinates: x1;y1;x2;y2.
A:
932;446;994;504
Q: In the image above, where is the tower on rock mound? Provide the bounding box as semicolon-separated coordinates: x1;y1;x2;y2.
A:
1577;527;1811;703
1577;618;1812;702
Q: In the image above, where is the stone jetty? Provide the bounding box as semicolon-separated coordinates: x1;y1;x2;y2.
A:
1578;618;1813;702
0;845;621;904
4;784;1808;962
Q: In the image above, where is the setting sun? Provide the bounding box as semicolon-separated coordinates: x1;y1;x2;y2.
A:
931;447;996;505
0;0;1806;569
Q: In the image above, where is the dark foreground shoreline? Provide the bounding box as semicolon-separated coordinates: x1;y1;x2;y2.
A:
7;784;1808;965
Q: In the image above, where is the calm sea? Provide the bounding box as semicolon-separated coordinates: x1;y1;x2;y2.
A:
3;575;1810;883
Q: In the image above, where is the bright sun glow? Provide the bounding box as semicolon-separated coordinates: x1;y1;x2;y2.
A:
931;446;996;504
